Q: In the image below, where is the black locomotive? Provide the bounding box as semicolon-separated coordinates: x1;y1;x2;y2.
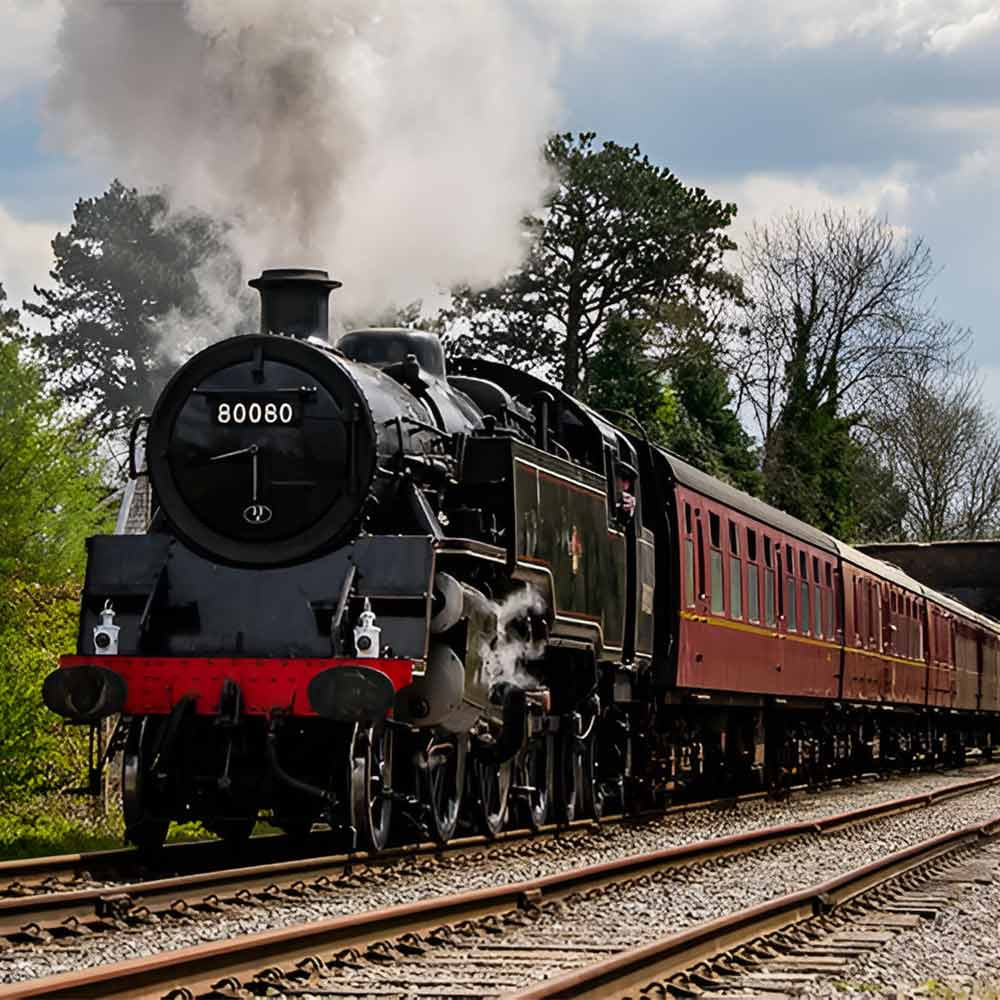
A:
48;265;999;853
45;268;653;850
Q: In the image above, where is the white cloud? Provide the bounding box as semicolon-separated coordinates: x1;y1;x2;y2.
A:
0;0;62;101
528;0;1000;52
707;167;914;247
0;202;58;315
926;6;1000;53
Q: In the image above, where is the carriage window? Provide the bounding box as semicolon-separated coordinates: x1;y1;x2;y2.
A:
814;583;822;636
823;590;833;638
746;528;757;562
684;538;695;607
812;556;820;582
825;563;832;587
697;520;706;600
801;579;810;633
786;545;794;573
730;555;742;619
799;551;808;578
748;564;760;623
729;520;740;555
710;550;724;614
764;568;776;626
709;511;721;548
684;502;692;534
764;536;773;568
786;577;797;631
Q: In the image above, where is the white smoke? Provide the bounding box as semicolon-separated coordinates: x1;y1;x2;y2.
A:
46;1;560;323
475;586;546;690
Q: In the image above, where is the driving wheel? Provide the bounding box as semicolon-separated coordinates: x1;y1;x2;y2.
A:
471;757;512;837
121;717;169;853
350;722;393;852
422;730;467;844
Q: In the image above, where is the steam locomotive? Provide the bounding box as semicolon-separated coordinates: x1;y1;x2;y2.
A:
44;268;1000;852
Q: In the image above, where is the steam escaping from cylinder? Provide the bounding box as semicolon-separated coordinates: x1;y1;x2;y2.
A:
45;1;559;330
474;586;547;691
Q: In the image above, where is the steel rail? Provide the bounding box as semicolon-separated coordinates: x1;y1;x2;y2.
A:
0;784;768;890
0;761;971;890
510;815;1000;1000
2;771;999;999
0;811;612;938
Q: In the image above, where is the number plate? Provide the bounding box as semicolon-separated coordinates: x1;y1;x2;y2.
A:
213;398;302;426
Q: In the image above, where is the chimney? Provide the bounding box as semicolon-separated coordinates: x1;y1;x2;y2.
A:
248;267;342;341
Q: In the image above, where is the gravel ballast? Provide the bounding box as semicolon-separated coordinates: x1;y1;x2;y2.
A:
3;766;1000;987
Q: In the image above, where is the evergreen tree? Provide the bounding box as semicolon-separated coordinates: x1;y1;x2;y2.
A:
25;180;237;434
586;315;761;493
666;339;761;496
448;133;740;395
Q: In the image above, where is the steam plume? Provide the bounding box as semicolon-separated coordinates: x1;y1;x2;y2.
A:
47;1;559;320
475;586;547;690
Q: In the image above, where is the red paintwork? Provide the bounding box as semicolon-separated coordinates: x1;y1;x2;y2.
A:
56;655;413;717
839;562;927;706
674;487;840;700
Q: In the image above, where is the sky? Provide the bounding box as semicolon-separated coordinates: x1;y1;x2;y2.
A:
0;0;998;407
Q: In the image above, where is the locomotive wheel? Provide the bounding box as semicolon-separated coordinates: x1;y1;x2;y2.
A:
516;732;553;831
350;722;393;853
578;712;603;821
121;717;169;853
470;757;512;837
423;731;467;844
557;716;583;825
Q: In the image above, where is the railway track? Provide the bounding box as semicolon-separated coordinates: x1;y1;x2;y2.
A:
520;825;1000;999
0;766;990;944
3;761;993;896
3;770;1000;999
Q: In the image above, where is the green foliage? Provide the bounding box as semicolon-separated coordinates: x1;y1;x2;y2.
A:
25;180;238;434
0;294;110;583
586;316;761;494
448;132;740;394
664;339;762;495
585;314;669;434
0;798;123;861
760;317;907;539
0;578;90;800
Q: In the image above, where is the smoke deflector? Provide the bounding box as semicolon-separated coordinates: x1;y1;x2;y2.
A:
249;267;342;342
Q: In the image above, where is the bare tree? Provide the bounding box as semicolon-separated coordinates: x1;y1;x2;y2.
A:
871;361;1000;541
732;209;964;447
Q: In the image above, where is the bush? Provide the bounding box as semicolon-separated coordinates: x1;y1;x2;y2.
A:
0;795;123;860
0;578;91;800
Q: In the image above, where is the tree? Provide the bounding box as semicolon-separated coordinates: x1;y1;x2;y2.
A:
872;361;1000;541
584;314;671;435
665;338;762;496
25;180;239;435
0;287;110;582
447;132;741;395
585;315;761;493
732;209;963;535
733;209;963;446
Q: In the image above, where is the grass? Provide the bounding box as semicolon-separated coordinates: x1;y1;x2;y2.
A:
0;795;288;861
0;794;124;860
